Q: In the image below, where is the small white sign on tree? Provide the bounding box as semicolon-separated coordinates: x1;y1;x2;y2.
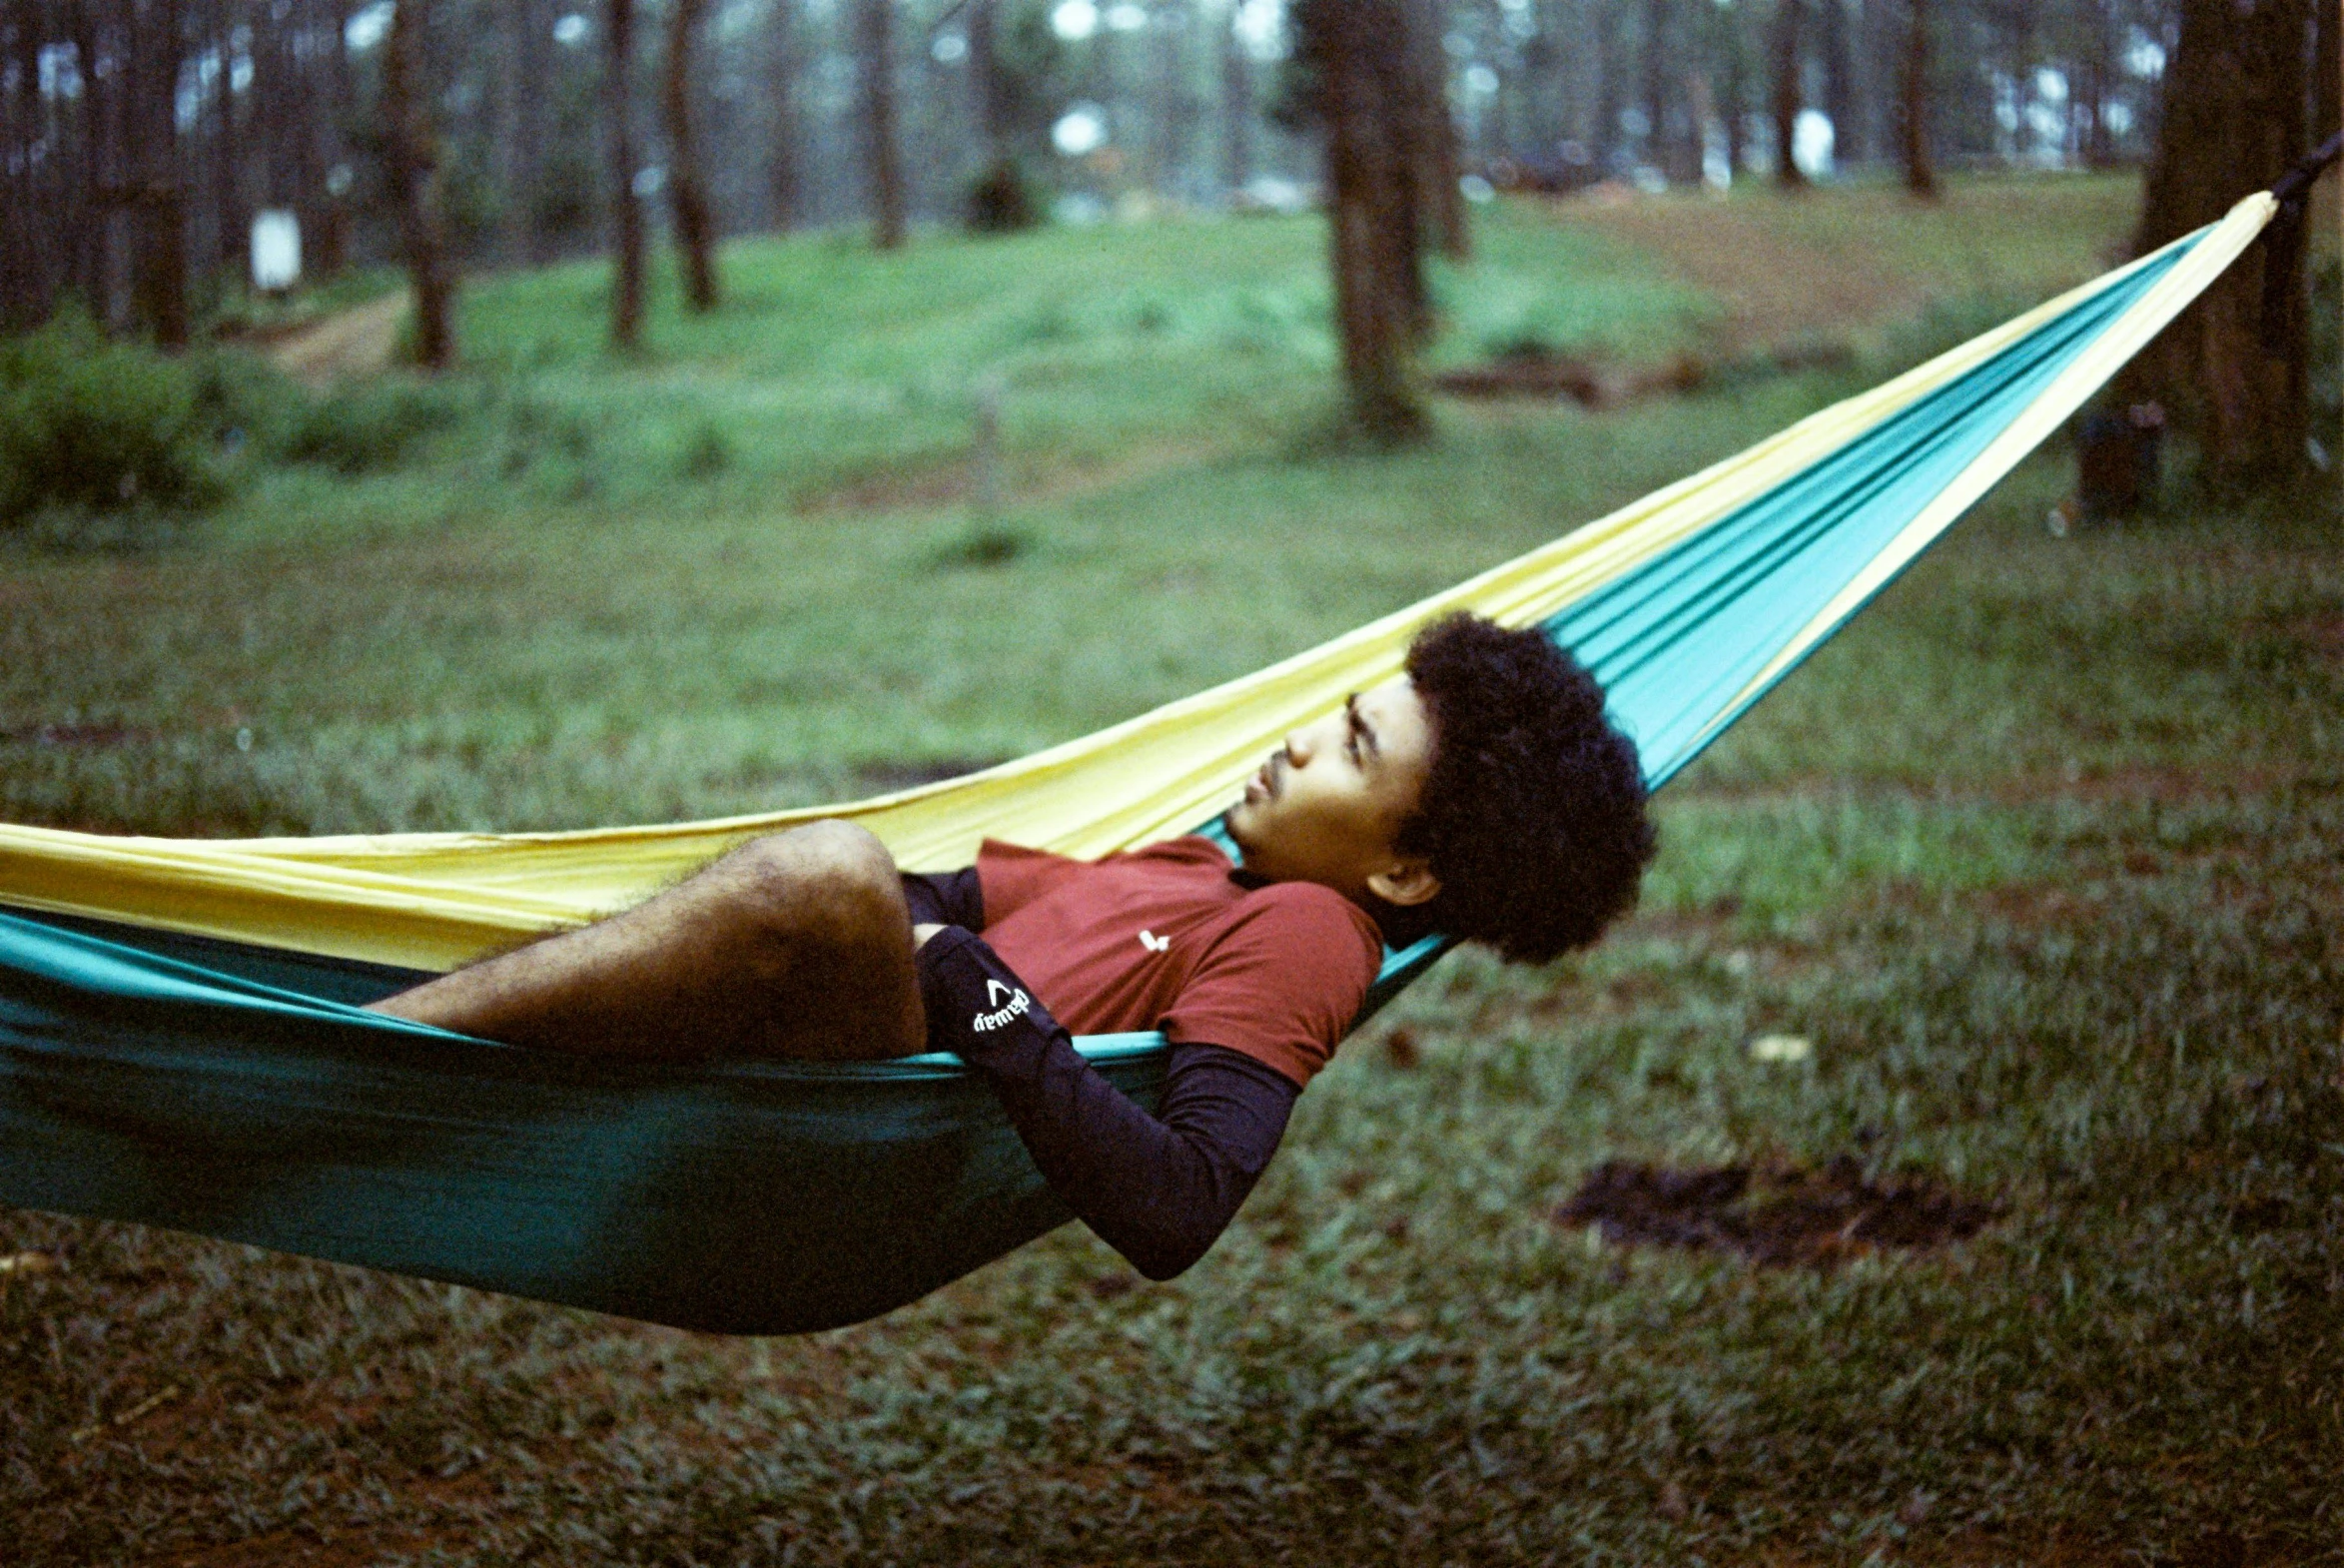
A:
251;210;302;293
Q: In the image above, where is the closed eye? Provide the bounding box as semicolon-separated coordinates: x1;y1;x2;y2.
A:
1345;693;1378;766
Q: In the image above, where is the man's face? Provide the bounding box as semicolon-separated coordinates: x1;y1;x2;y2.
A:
1224;676;1440;909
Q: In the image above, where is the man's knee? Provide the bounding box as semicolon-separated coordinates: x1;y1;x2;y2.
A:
718;823;920;1058
720;821;908;946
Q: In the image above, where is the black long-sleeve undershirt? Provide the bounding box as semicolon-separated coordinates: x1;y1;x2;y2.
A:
912;919;1299;1281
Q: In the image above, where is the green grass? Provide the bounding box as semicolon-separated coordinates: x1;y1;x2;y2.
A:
4;175;2340;1564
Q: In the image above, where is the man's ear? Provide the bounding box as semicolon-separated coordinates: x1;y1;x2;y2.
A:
1366;858;1441;909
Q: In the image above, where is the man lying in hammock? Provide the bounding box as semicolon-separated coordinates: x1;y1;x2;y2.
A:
372;613;1655;1281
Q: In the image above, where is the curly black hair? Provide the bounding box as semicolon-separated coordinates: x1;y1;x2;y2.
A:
1396;613;1657;964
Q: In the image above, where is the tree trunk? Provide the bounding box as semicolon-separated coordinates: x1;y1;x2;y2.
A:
256;0;292;204
72;0;110;318
1148;0;1179;195
1220;0;1248;198
605;0;643;348
315;0;350;277
2003;3;2036;165
295;0;329;246
1771;0;1805;188
969;0;1005;167
1640;0;1672;179
1818;0;1854;167
766;0;798;231
1899;0;1935;198
207;0;244;276
1313;0;1427;441
385;0;456;368
502;0;548;267
1591;0;1622;174
859;0;904;250
1406;0;1466;261
2;0;50;329
135;0;188;349
2080;0;2116;169
2121;0;2312;488
1716;0;1748;175
663;0;718;311
2315;0;2338;163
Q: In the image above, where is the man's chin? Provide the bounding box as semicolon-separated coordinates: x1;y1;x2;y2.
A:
1222;800;1267;861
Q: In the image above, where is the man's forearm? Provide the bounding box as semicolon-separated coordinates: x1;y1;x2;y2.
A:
915;926;1296;1280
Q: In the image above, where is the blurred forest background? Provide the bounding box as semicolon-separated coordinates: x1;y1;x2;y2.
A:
2;0;2334;463
0;0;2199;307
0;0;2315;322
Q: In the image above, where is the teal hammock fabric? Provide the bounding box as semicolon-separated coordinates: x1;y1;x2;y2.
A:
0;213;2254;1333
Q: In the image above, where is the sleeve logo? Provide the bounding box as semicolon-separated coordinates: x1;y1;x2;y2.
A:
973;980;1032;1032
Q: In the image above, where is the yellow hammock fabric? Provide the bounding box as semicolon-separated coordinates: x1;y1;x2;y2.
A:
0;190;2281;975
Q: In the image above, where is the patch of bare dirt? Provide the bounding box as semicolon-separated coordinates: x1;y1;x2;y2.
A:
1432;346;1711;406
264;290;410;387
1556;1156;2002;1268
1560;198;1925;355
797;438;1220;518
0;722;154;748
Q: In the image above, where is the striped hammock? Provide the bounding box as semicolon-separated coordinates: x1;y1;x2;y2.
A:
0;190;2283;1334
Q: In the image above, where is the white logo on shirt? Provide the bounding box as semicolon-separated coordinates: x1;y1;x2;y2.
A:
1138;929;1171;953
972;982;1032;1032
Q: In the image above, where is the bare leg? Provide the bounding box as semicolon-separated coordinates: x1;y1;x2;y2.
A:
367;820;925;1062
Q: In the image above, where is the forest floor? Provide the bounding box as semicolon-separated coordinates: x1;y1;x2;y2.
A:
3;173;2341;1566
1561;176;2144;355
265;287;410;386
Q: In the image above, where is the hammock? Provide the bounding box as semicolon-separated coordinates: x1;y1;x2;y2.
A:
0;190;2285;1335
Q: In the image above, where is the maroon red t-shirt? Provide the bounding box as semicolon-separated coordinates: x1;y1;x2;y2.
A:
975;836;1384;1089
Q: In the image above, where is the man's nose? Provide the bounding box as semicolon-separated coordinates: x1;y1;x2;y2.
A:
1281;730;1310;765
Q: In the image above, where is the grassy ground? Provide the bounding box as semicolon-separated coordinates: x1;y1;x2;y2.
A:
4;174;2340;1565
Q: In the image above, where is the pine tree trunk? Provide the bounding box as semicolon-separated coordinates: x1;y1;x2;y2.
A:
663;0;718;311
502;0;547;267
767;0;798;231
1317;0;1426;441
970;0;1005;167
859;0;904;251
1148;0;1178;195
1771;0;1805;188
316;0;350;276
1591;0;1622;174
207;0;246;277
2081;0;2116;169
256;0;291;204
135;0;188;348
1818;0;1854;167
73;0;110;317
2;1;50;329
2003;5;2037;165
1220;1;1249;198
2122;0;2312;487
605;0;643;348
1717;0;1748;176
1641;0;1672;178
2315;1;2338;160
1899;0;1935;198
1406;0;1466;262
385;0;455;367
